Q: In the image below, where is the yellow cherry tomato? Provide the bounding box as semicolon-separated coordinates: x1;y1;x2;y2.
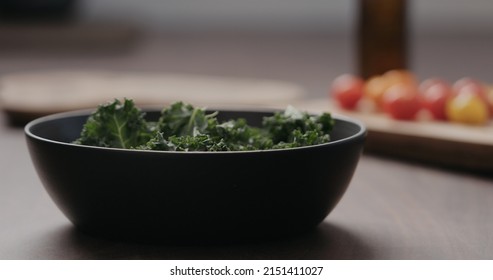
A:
445;93;489;125
383;69;417;87
363;76;389;108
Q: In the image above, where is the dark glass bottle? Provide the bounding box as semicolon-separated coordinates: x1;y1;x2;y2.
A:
357;0;408;79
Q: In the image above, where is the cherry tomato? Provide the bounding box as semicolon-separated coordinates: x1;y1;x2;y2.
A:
382;84;421;120
419;78;448;92
453;77;487;96
419;79;453;120
331;74;364;110
363;75;390;108
445;92;489;125
383;69;417;87
487;87;493;109
452;77;492;117
364;70;416;110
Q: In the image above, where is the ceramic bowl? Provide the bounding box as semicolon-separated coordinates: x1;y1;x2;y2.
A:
25;109;365;243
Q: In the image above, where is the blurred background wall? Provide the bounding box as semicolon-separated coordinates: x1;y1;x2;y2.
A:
80;0;493;36
1;0;491;101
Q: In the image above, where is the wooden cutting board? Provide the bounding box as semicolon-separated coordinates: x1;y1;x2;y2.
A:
296;98;493;173
0;70;305;125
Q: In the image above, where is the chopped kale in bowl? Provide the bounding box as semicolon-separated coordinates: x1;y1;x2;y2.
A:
74;99;335;151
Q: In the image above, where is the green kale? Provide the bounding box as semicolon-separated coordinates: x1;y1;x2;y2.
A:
212;119;273;151
157;101;217;137
140;132;229;152
262;105;334;144
74;99;152;149
74;99;334;151
272;130;330;149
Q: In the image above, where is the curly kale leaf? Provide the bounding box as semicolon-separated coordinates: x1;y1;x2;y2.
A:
212;118;272;151
73;99;152;148
140;132;229;152
272;130;330;149
152;102;273;151
157;101;218;137
142;118;263;152
262;105;334;145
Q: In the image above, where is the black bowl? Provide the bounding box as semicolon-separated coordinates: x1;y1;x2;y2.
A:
25;109;366;243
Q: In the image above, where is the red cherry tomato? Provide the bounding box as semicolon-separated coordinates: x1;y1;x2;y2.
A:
330;74;364;110
453;77;487;96
419;78;448;92
419;79;453;120
382;84;421;120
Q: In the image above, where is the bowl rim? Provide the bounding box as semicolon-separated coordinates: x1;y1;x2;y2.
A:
25;107;366;155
